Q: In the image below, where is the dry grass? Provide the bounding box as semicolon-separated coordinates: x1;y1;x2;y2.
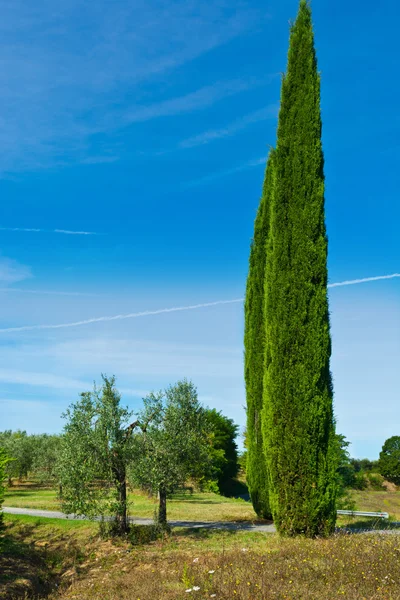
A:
52;532;400;600
2;515;400;600
0;515;97;599
350;490;400;521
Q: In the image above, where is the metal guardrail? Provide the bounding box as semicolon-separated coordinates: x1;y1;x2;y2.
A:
337;510;389;519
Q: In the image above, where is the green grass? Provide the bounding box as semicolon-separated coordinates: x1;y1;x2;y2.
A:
4;513;97;530
4;484;257;522
4;487;60;511
6;484;400;526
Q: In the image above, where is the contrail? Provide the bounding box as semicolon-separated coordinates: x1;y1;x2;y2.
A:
0;227;98;235
0;273;398;334
328;273;400;287
0;287;97;297
0;299;244;333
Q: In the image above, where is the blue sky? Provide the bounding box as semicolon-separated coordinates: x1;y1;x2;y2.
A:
0;0;399;460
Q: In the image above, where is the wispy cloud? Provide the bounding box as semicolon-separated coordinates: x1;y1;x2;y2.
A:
0;368;88;390
0;257;32;284
80;156;119;165
125;78;263;124
0;287;96;297
0;1;263;172
0;227;99;235
0;273;398;334
183;156;267;188
179;104;279;149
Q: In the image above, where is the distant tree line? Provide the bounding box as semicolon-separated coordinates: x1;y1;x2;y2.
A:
0;430;61;486
241;432;398;503
333;434;398;495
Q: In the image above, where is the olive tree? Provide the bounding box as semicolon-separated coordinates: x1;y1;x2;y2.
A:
57;375;137;535
0;430;34;485
131;380;210;527
0;447;10;533
32;434;62;483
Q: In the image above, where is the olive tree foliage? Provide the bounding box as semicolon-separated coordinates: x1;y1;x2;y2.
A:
0;431;62;484
130;380;210;527
57;375;136;534
0;447;10;533
0;430;34;485
31;434;62;482
379;436;400;485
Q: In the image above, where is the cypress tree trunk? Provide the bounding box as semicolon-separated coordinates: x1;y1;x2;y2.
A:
244;150;275;519
263;0;337;537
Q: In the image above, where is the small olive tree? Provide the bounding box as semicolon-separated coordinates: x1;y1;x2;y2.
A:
0;447;11;533
131;379;210;527
57;375;137;535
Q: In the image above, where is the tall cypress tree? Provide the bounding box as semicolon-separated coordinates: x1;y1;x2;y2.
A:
262;0;337;537
244;149;275;519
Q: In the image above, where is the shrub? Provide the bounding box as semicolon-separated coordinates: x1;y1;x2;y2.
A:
353;472;368;490
366;472;385;491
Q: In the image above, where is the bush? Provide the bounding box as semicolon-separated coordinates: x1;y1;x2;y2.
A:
128;523;170;545
353;472;368;490
200;479;220;494
366;472;385;491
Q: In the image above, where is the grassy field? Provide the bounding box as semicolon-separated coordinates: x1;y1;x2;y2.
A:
5;483;400;523
4;483;257;522
350;490;400;520
1;513;400;599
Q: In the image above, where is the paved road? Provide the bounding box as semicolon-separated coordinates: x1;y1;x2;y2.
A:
5;507;400;535
3;506;276;533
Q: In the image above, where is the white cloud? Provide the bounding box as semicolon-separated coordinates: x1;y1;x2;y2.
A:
125;78;263;123
0;368;89;390
0;287;96;296
0;0;264;172
182;156;267;188
0;273;398;334
0;257;32;284
0;288;398;456
179;104;279;148
25;337;242;380
0;227;98;235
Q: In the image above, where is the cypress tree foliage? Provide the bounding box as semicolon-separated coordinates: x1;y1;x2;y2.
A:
262;0;337;537
244;149;275;519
